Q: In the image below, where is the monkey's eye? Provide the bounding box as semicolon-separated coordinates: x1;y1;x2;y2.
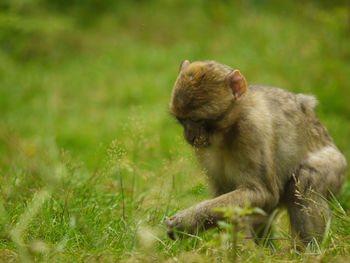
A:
175;117;185;124
190;118;204;124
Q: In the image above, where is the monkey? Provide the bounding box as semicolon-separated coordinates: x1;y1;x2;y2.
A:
165;60;347;245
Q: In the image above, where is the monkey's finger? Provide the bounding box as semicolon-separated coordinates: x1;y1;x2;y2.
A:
167;229;176;240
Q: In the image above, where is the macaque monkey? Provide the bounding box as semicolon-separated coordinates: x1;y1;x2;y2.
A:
165;60;347;245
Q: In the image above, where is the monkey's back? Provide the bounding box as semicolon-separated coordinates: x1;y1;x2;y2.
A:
248;85;333;151
235;85;336;194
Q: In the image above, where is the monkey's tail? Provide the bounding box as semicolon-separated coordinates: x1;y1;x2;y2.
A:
296;94;318;110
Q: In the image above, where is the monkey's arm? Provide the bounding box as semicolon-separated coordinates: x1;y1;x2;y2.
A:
165;185;278;239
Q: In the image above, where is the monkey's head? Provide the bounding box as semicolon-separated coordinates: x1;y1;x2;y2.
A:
169;60;247;148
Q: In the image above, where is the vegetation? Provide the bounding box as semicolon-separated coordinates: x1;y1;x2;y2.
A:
0;0;349;262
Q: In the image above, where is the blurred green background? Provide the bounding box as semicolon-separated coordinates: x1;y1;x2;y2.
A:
0;0;350;262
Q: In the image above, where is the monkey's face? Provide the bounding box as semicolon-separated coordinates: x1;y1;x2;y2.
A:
176;118;214;148
169;60;247;148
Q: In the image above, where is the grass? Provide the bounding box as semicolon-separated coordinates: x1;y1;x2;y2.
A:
0;1;350;262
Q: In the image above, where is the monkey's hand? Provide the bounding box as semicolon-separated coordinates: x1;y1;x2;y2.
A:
165;208;197;240
165;201;216;240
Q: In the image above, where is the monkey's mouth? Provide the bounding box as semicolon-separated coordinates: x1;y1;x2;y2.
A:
192;136;210;148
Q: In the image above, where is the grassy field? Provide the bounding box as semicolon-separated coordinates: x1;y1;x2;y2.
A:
1;1;350;262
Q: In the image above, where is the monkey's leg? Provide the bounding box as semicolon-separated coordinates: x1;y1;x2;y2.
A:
165;187;278;239
285;146;346;245
286;174;329;246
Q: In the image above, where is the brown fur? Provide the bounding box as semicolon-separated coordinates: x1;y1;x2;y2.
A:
166;60;347;245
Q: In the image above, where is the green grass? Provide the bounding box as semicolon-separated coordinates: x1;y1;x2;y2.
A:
0;1;350;262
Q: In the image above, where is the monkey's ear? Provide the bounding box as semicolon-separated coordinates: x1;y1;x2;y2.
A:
179;60;191;73
228;70;247;99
